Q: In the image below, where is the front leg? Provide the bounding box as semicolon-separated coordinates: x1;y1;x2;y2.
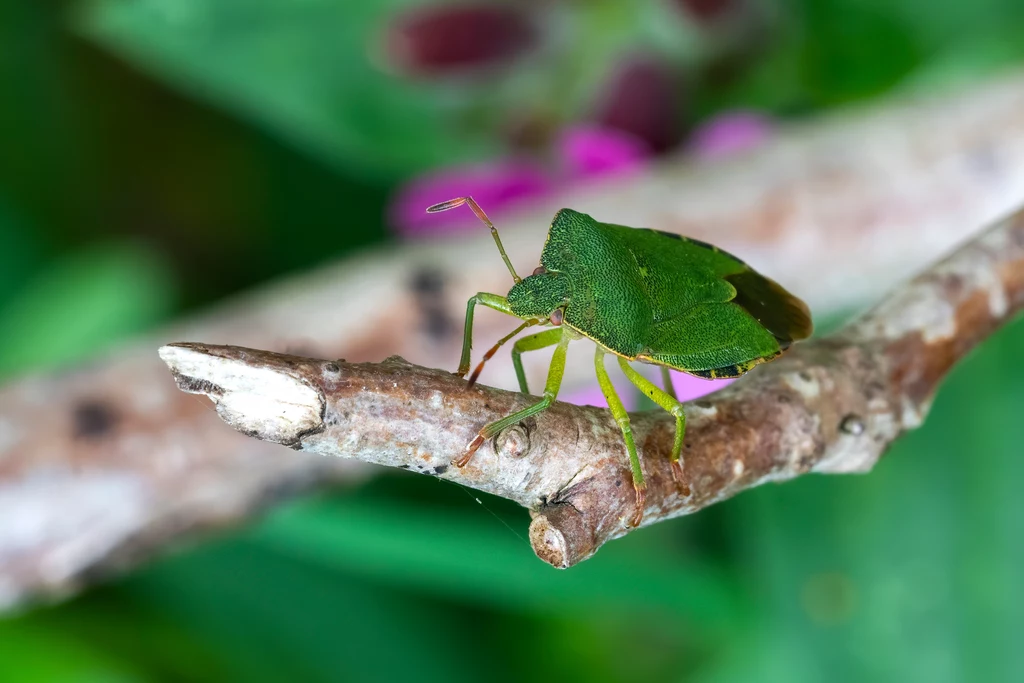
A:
455;327;570;468
456;293;515;377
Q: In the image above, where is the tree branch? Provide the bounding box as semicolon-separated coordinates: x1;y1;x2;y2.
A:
161;207;1024;568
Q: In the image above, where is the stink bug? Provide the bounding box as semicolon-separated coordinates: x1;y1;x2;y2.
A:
428;197;813;527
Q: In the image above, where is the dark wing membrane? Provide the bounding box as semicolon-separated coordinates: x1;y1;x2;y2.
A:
724;269;813;348
650;230;748;267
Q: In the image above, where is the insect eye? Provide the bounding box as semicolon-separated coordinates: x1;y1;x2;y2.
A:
532;266;547;276
549;308;564;326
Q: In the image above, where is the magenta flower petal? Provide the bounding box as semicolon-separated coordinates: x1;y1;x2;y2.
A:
688;111;773;160
557;125;650;180
668;370;735;402
563;370;729;411
389;161;554;238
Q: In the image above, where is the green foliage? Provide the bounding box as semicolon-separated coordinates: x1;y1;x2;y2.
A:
76;0;500;180
0;241;175;378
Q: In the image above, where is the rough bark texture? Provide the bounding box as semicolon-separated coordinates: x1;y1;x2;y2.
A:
3;72;1024;611
161;207;1024;569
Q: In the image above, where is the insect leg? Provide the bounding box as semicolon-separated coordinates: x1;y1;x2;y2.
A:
619;359;690;496
467;318;540;388
511;328;563;394
595;348;646;528
660;366;678;400
457;293;514;377
454;328;570;468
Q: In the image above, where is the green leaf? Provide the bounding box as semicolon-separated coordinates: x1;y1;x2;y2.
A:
76;0;498;180
0;621;142;683
0;242;175;377
122;540;512;683
708;316;1024;682
247;483;747;630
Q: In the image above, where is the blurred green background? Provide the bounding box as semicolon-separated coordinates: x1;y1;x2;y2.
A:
3;0;1024;681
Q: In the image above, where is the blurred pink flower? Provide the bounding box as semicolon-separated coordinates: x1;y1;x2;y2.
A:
667;369;734;401
557;125;650;180
390;124;653;237
562;368;733;411
688;111;773;160
389;160;553;237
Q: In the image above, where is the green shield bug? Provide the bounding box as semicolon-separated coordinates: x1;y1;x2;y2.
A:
428;196;813;527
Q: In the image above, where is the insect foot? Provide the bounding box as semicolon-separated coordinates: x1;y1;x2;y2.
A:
626;485;647;528
670;460;692;497
453;433;486;468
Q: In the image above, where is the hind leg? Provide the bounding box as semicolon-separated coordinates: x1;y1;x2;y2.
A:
619;359;690;496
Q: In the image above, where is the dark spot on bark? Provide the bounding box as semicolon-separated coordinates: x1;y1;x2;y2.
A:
324;362;340;373
423;312;454;341
615;479;622;487
73;401;118;439
433;464;449;475
398;464;410;469
176;376;224;397
410;268;455;341
799;371;812;382
410;268;446;294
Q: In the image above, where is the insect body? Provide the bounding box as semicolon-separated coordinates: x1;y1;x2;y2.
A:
429;197;812;527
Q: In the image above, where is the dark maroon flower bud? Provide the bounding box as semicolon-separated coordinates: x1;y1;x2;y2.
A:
593;55;683;153
384;4;537;76
675;0;739;22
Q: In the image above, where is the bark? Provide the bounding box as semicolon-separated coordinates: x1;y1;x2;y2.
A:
161;206;1024;568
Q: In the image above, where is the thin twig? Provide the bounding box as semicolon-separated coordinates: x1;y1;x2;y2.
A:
161;207;1024;568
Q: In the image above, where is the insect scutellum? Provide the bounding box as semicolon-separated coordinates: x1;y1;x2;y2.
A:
426;196;813;529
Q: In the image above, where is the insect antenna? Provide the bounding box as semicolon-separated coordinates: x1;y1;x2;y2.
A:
467;318;539;388
426;196;521;283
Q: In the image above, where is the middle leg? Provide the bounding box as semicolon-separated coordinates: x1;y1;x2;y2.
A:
511;328;563;394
